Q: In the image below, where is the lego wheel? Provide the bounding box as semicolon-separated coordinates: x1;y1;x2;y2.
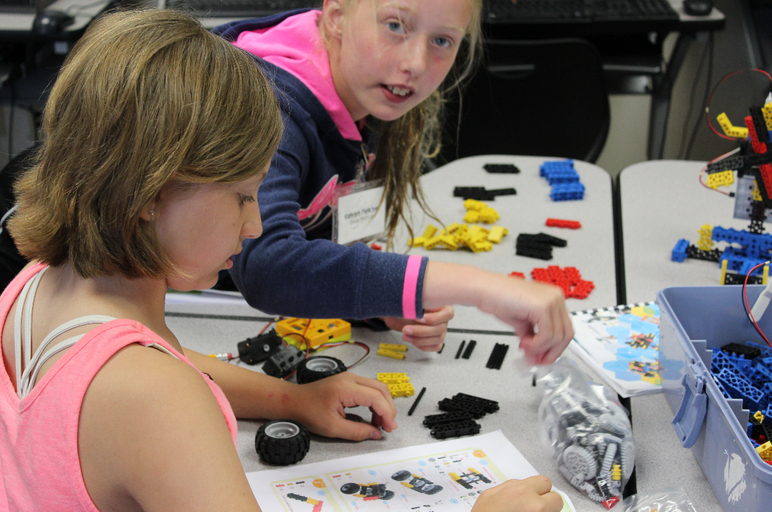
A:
560;445;597;481
391;470;412;481
423;484;442;495
296;355;347;384
255;420;310;466
340;483;361;495
381;490;395;500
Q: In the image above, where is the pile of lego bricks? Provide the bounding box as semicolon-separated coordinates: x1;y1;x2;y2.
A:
422;393;499;440
516;232;566;260
540;159;585;201
710;342;772;464
531;265;595;300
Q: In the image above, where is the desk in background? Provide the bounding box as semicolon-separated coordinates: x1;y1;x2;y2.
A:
393;155;618;328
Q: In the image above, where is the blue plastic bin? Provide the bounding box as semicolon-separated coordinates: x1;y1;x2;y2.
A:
658;285;772;511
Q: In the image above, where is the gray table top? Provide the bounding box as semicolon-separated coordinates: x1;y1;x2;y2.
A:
394;155;618;330
619;159;742;511
164;301;602;512
162;155;629;511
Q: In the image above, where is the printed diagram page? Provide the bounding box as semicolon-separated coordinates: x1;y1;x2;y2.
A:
246;430;575;512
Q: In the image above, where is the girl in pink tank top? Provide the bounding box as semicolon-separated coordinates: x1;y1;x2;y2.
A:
0;9;400;512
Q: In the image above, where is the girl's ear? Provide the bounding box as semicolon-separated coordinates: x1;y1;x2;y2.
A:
322;0;345;39
139;199;156;222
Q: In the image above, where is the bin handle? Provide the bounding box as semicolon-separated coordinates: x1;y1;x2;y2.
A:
671;362;707;448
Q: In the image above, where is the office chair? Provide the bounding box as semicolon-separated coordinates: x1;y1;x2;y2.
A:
439;38;611;164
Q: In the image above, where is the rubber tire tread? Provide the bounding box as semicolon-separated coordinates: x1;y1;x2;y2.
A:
255;420;311;466
296;356;346;384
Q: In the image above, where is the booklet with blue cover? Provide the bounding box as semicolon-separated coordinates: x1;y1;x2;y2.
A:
568;302;662;398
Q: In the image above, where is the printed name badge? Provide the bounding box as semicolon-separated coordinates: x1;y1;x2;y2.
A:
332;181;386;246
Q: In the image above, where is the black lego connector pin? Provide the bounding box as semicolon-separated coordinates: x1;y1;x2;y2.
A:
237;329;284;365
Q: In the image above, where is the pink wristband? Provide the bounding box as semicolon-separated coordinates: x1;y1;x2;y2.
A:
402;255;422;319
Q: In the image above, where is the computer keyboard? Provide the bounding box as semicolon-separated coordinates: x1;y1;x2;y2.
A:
165;0;318;18
0;0;54;14
484;0;680;36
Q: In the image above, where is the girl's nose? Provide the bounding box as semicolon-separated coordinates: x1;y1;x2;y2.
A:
242;201;263;239
400;39;428;77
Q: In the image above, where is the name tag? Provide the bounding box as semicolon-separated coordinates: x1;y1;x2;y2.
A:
332;181;386;246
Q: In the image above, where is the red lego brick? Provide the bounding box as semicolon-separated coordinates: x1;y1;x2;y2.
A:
564;266;581;285
508;271;526;279
746;115;768;154
370;243;382;251
568;279;595;299
546;218;582;229
760;164;772;198
547;265;566;281
531;268;551;282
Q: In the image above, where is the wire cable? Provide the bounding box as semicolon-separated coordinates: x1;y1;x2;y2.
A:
698;147;741;196
705;68;772;141
742;261;772;348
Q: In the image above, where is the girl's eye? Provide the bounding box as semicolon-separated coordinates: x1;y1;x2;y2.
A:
239;194;256;205
433;37;452;49
387;21;404;34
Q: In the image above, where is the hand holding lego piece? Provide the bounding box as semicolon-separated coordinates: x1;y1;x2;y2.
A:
382;306;454;352
470;475;564;512
289;372;397;441
536;360;635;509
422;262;573;365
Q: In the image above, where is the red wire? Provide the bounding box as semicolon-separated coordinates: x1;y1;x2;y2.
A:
698;149;740;196
743;261;772;348
705;68;772;140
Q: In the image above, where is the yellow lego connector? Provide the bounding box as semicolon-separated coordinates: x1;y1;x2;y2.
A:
463;210;480;223
276;318;351;348
377;348;406;360
757;441;772;461
379;343;407;352
463;199;487;211
408;236;425;247
755;410;765;424
421;225;438;239
377;372;410;384
705;170;734;190
387;383;415;397
487;226;508;244
763;103;772;130
717;112;749;139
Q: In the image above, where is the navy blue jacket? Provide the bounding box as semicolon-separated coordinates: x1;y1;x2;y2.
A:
214;13;427;319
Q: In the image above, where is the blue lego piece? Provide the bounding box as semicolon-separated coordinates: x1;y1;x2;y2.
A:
544;171;580;185
711;350;736;374
549;182;585;201
725;351;754;373
716;368;766;411
672;239;689;262
711;373;732;400
766;403;772;418
539;159;575;177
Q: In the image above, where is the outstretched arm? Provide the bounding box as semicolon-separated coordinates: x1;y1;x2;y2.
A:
185;350;397;441
422;261;573;365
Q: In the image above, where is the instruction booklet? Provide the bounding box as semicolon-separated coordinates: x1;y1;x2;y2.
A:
568;302;662;398
246;430;575;512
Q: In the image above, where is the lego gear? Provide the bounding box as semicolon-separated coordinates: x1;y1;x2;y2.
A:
295;355;346;384
255;420;310;466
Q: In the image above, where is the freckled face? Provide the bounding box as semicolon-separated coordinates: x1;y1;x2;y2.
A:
329;0;472;122
154;170;266;292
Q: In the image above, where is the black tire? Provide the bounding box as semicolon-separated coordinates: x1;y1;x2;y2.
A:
381;490;395;500
391;470;411;481
255;420;310;466
340;483;361;495
296;356;346;384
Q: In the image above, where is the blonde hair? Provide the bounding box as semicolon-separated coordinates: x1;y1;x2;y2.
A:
10;9;282;279
323;0;483;246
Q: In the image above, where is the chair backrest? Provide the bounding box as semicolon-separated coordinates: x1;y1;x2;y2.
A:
439;38;610;164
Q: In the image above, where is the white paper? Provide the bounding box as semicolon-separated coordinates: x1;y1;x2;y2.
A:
246;430;575;512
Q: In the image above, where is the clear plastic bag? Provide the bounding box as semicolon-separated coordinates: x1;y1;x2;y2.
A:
621;487;697;512
536;359;635;509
